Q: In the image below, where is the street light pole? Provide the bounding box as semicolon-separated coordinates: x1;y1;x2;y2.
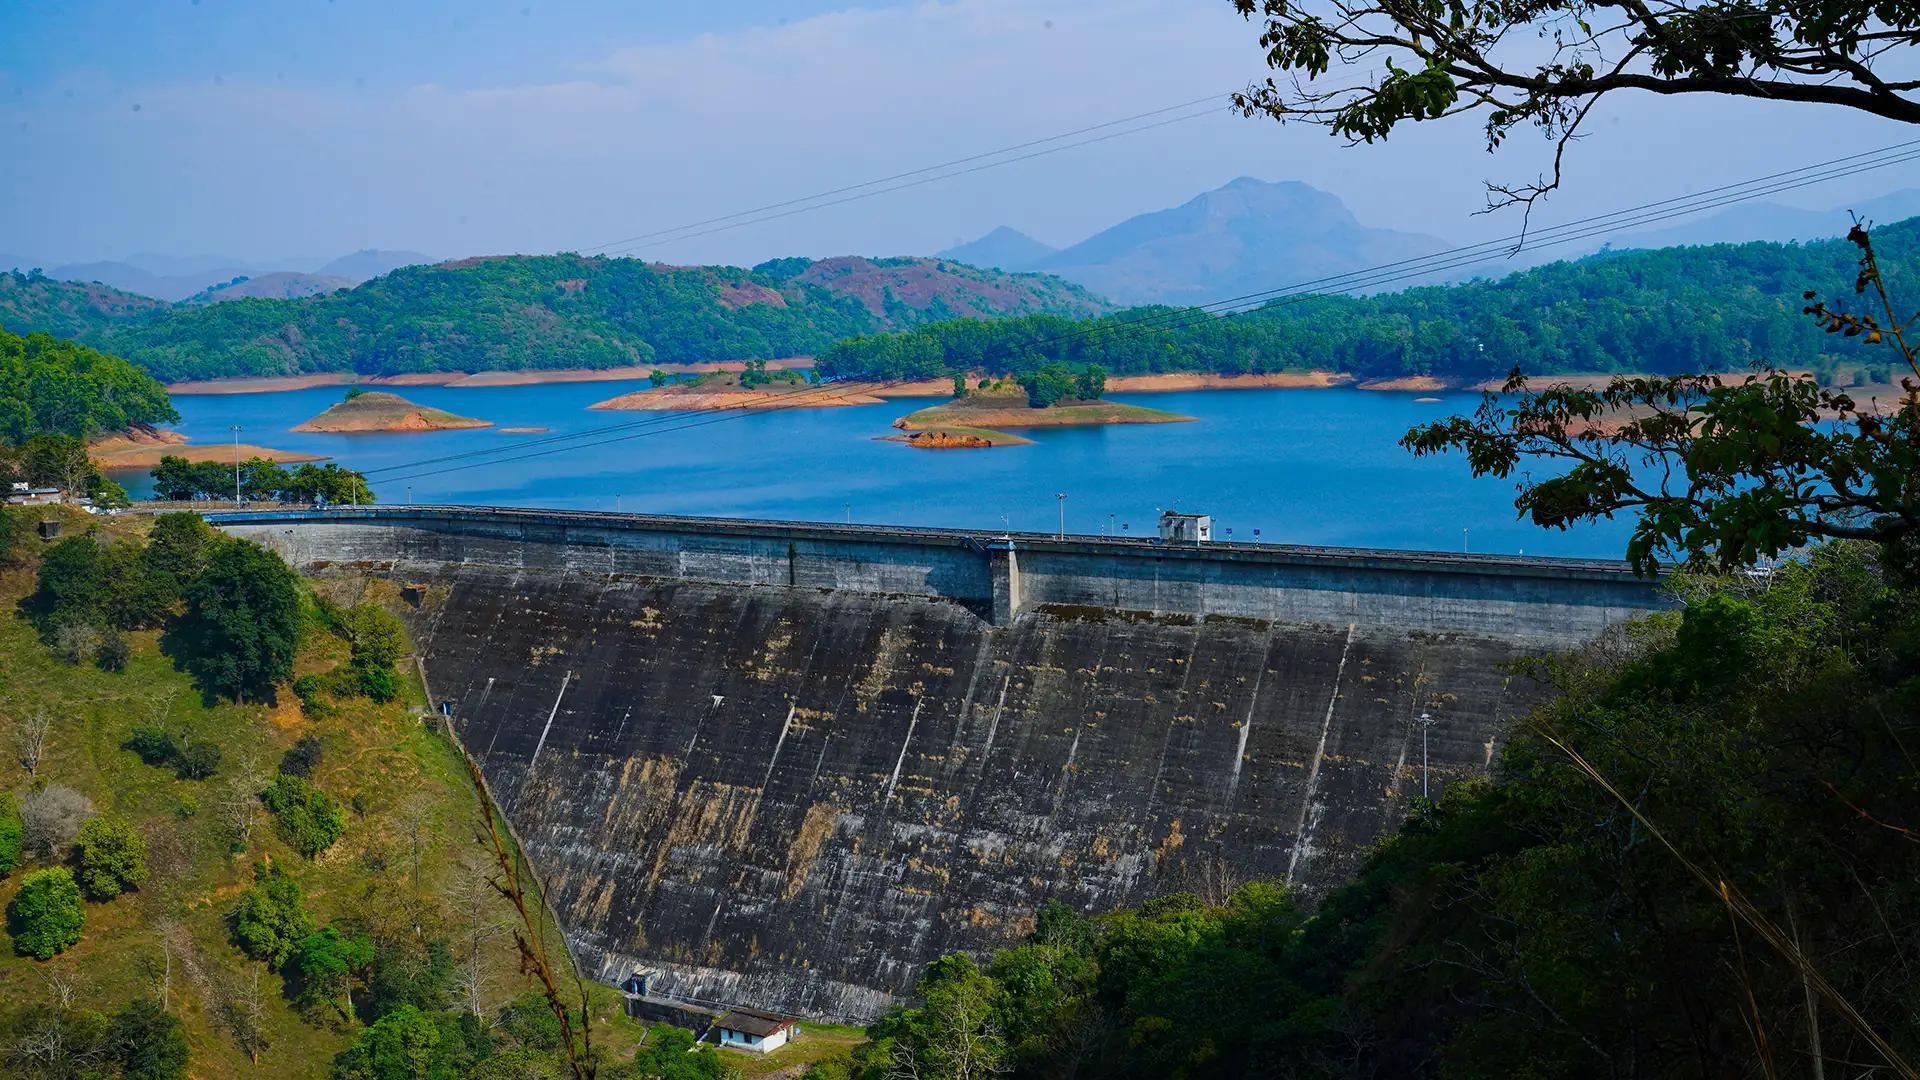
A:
1416;711;1436;798
230;424;243;505
1056;492;1066;538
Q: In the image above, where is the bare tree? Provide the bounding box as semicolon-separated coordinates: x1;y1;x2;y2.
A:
220;749;270;852
219;967;271;1065
19;783;93;857
51;624;99;666
452;864;503;1017
11;708;52;778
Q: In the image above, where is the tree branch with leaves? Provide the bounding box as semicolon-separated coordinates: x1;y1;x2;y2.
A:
1231;0;1920;212
1404;224;1920;573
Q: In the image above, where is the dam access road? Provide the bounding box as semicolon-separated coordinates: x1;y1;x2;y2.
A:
211;506;1673;1023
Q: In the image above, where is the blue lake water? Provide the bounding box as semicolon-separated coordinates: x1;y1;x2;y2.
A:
122;380;1636;559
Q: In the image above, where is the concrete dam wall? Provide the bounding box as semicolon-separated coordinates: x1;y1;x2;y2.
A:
213;507;1671;1023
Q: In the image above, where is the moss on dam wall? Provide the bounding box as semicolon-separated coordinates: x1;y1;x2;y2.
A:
213;508;1669;1023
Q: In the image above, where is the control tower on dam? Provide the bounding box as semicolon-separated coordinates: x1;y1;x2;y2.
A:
211;506;1672;1023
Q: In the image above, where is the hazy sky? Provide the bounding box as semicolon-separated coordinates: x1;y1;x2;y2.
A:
3;0;1913;267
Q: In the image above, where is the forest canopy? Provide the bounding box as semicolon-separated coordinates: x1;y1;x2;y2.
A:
818;218;1920;383
0;323;177;445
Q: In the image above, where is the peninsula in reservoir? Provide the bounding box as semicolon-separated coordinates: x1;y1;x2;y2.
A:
887;382;1193;448
292;389;493;432
590;368;888;411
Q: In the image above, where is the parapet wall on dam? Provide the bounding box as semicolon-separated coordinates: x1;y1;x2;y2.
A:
213;505;1661;641
211;507;1672;1023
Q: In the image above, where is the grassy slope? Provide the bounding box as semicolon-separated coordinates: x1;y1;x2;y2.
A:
0;509;644;1077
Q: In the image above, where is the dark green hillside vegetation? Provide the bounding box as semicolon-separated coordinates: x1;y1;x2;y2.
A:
0;324;177;443
816;544;1920;1079
2;254;1106;383
819;218;1920;382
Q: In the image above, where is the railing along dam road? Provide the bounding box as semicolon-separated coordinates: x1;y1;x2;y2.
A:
210;506;1672;1023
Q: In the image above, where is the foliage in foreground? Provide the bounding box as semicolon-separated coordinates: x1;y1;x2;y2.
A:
828;545;1920;1078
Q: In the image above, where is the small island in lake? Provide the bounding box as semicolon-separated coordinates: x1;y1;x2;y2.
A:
886;370;1192;448
292;389;493;432
590;362;885;411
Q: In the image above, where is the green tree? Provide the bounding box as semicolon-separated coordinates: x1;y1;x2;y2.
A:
868;954;1008;1080
1405;230;1920;574
141;511;217;604
27;534;109;632
1020;363;1076;409
231;860;315;969
648;368;669;388
329;1006;485;1080
344;603;408;702
1073;363;1107;400
73;815;148;900
110;999;190;1080
8;867;85;959
175;537;302;702
295;925;376;1020
261;775;347;859
629;1023;728;1080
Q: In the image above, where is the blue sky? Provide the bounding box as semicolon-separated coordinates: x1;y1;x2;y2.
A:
3;0;1913;268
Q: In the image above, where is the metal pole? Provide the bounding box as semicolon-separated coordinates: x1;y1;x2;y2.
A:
230;424;242;505
1056;492;1066;538
1417;711;1434;797
1463;528;1469;553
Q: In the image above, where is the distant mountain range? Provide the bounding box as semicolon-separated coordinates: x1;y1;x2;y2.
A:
0;248;434;303
938;178;1450;305
938;178;1920;303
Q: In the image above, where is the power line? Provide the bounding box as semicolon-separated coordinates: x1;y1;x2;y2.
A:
369;143;1920;483
365;140;1920;485
593;106;1228;257
581;91;1233;254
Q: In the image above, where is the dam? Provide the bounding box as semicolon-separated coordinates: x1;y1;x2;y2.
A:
212;506;1672;1023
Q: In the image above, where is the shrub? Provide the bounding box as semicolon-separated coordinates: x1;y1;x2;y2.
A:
262;775;347;859
74;815;149;900
292;674;335;718
176;794;198;819
281;734;325;778
96;629;131;672
124;724;178;767
173;741;222;780
496;990;564;1050
231;861;313;968
109;999;190;1080
0;793;22;876
8;867;84;958
18;783;92;857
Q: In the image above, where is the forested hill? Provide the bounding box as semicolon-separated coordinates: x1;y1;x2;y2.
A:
0;254;1108;383
0;324;177;443
820;216;1920;383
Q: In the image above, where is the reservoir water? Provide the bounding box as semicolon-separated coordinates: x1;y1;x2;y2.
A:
123;379;1637;559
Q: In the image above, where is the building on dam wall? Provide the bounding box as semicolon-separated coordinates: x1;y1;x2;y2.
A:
211;506;1673;1024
